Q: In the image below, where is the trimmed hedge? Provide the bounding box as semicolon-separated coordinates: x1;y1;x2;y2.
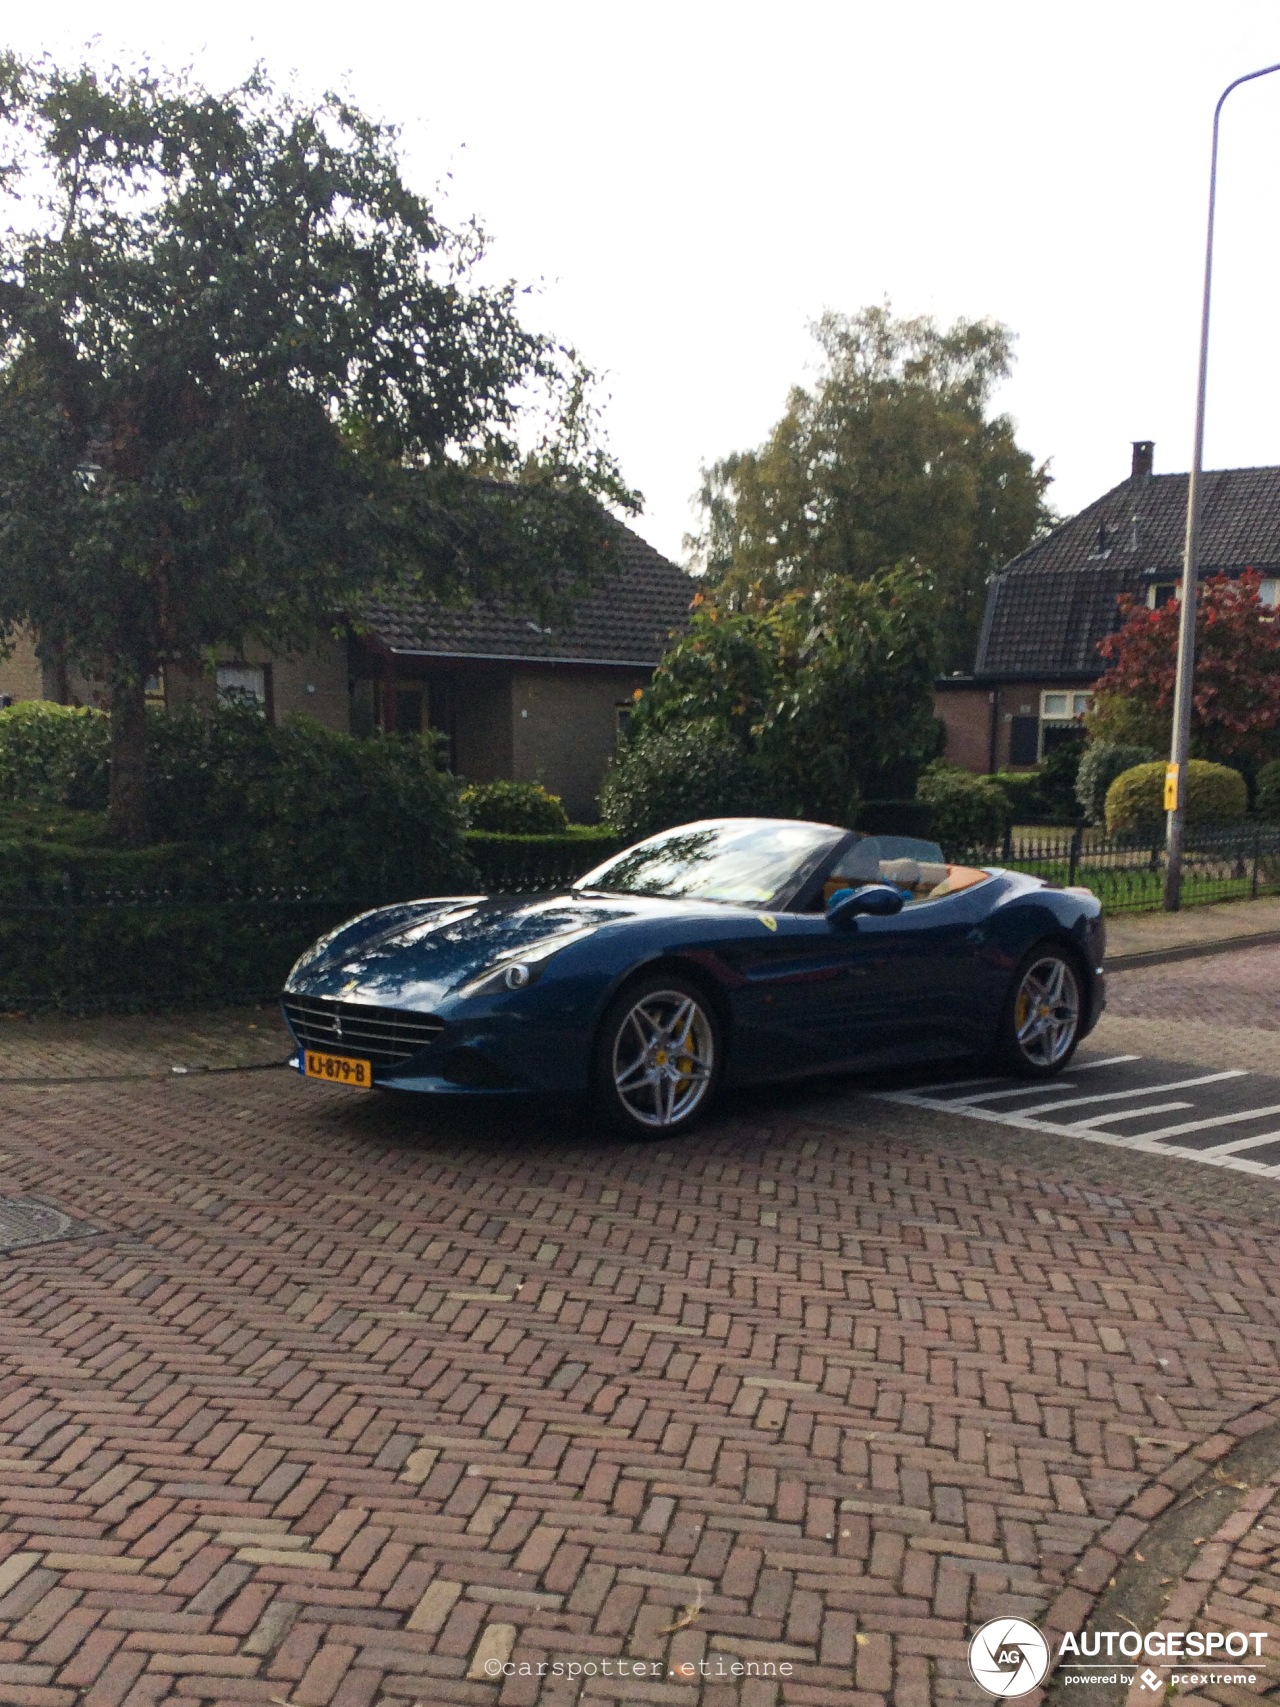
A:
0;702;110;807
465;828;619;894
460;779;569;834
1105;759;1248;835
0;701;473;898
916;763;1009;851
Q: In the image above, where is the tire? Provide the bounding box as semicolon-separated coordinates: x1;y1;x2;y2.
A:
993;942;1084;1079
592;971;724;1138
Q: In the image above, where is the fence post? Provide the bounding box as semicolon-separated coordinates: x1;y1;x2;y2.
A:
1001;821;1013;862
1252;823;1262;900
1067;822;1083;888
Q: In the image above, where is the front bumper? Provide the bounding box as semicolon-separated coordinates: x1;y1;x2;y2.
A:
281;997;592;1098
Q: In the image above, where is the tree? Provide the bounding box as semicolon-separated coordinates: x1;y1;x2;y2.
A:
611;565;940;826
1089;571;1280;770
0;57;632;840
688;305;1053;672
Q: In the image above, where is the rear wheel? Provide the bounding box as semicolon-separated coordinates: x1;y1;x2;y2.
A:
593;973;723;1138
994;944;1083;1078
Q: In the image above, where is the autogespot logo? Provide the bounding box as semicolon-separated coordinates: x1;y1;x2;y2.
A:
968;1618;1052;1697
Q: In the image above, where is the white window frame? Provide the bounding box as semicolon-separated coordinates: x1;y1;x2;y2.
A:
216;664;268;712
1038;689;1092;762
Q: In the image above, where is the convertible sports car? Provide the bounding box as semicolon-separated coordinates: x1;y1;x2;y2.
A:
280;817;1106;1138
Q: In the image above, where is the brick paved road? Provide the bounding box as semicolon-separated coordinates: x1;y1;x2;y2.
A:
1092;941;1280;1074
2;1049;1280;1707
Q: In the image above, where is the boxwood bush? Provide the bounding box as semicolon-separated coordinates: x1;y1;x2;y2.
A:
1105;759;1248;835
460;779;568;834
915;762;1010;852
1075;742;1158;824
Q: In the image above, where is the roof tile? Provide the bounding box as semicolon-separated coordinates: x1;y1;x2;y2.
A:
977;465;1280;677
360;518;696;667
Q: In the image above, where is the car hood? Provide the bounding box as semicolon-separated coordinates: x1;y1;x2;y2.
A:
288;892;647;1005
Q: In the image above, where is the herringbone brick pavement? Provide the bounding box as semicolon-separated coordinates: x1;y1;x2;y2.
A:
0;1071;1279;1705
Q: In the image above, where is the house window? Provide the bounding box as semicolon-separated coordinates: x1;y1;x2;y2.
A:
1147;581;1178;609
1041;690;1093;722
1260;578;1279;608
615;703;635;739
144;668;166;707
1039;689;1092;762
216;664;269;715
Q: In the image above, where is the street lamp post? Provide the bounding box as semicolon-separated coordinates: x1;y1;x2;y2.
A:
1164;61;1280;911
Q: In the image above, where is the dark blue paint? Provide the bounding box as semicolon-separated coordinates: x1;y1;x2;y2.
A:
281;847;1106;1104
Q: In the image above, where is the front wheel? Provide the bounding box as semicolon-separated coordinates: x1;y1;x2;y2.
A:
593;973;723;1138
994;944;1083;1078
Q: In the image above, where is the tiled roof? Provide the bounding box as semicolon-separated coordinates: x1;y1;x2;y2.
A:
358;516;696;667
976;464;1280;678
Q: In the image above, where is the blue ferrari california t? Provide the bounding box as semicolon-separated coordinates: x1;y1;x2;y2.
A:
280;817;1106;1138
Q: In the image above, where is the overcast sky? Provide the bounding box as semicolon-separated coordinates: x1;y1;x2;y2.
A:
10;1;1280;562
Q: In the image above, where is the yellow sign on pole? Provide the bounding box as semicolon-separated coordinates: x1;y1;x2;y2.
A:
1164;763;1181;812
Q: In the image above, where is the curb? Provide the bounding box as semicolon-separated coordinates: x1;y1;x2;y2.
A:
1107;928;1280;973
1042;1397;1280;1704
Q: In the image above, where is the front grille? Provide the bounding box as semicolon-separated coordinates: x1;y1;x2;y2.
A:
282;995;444;1069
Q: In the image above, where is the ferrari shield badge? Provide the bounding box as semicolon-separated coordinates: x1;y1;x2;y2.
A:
760;914;777;932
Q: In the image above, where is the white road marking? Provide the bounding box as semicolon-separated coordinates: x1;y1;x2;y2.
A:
948;1082;1077;1105
871;1085;1280;1177
1209;1128;1280;1156
912;1055;1140;1096
1013;1070;1247;1119
1074;1102;1193;1127
1127;1102;1280;1143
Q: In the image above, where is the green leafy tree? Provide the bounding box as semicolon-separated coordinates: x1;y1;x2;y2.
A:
0;56;632;841
688;305;1053;671
607;566;939;828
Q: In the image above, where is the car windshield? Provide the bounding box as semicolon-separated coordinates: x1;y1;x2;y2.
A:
575;819;846;907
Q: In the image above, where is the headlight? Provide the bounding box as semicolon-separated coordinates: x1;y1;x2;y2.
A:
454;925;598;1000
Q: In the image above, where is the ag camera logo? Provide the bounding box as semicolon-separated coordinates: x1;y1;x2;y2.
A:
968;1618;1051;1697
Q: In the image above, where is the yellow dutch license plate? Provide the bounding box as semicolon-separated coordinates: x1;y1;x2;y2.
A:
302;1050;374;1089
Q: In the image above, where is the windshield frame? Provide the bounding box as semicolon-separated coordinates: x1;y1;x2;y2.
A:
573;818;854;911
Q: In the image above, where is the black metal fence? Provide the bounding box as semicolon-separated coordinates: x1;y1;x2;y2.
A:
952;820;1280;914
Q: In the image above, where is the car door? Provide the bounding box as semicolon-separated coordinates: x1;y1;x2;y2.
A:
718;911;903;1078
842;889;987;1065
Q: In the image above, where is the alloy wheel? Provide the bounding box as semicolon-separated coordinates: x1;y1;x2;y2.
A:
1013;955;1080;1068
611;988;716;1129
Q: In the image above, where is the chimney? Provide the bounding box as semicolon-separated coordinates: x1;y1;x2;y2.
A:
1131;440;1154;481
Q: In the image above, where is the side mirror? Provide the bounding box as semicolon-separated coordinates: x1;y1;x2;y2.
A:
827;883;905;930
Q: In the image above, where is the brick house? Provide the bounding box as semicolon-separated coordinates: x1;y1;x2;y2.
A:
0;516;696;821
934;441;1280;773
